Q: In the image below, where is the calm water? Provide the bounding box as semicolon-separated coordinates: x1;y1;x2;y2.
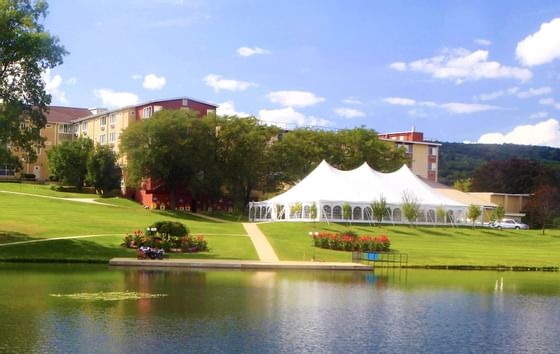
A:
1;264;560;354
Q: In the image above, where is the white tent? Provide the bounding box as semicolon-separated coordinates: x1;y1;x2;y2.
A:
249;160;469;225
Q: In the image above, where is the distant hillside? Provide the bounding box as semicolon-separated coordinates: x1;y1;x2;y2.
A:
437;142;560;186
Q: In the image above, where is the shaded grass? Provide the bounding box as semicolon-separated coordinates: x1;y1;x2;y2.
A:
258;222;560;267
0;182;96;198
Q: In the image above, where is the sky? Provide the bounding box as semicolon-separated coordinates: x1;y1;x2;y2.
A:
42;0;560;147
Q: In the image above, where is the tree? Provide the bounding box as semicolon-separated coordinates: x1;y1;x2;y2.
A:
120;110;217;209
86;144;121;195
523;185;560;234
371;195;387;223
453;178;472;192
0;0;67;170
310;203;317;220
489;205;505;222
467;204;482;228
401;191;420;226
342;203;352;223
216;116;280;210
47;137;93;190
436;206;446;224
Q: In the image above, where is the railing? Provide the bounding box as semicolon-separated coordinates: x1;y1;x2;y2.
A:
353;251;408;268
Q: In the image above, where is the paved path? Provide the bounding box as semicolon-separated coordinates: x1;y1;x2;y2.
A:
0;190;115;206
109;258;372;271
242;223;279;262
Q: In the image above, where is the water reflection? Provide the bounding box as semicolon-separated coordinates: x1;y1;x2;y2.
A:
1;264;559;353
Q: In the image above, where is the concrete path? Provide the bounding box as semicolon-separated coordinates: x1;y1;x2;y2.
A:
109;257;372;271
242;223;279;262
0;190;115;206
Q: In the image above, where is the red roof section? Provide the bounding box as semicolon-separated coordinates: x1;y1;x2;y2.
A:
45;106;92;123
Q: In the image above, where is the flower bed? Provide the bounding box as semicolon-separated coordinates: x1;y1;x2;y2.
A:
123;230;208;253
310;231;390;252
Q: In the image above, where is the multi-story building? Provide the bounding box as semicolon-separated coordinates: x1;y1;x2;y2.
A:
378;130;440;182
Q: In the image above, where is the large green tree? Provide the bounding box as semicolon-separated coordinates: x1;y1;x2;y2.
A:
86;144;121;195
47;137;93;190
216;116;280;209
120;110;218;209
0;0;67;169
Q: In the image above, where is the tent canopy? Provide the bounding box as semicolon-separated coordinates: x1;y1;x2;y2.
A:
265;160;465;207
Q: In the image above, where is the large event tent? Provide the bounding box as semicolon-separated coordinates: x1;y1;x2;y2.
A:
249;160;469;225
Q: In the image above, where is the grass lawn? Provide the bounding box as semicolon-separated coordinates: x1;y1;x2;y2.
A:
0;181;97;198
258;222;560;267
0;185;257;262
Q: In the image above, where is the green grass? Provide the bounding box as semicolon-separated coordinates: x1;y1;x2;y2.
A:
0;181;97;198
0;185;257;262
258;222;560;267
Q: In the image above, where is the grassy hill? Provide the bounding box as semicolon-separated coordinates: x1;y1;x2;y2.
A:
438;142;560;185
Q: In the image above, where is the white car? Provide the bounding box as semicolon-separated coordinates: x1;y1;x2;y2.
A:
492;219;529;230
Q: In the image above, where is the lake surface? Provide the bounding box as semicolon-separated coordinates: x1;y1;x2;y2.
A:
1;264;560;353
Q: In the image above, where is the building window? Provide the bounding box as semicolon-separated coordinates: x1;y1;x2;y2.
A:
109;132;116;143
143;106;153;119
429;146;438;156
182;99;188;106
109;114;116;125
100;116;107;126
429;162;437;171
82;121;88;131
100;134;106;145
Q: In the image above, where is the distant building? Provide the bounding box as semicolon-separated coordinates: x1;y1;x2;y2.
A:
378;130;440;182
469;192;531;221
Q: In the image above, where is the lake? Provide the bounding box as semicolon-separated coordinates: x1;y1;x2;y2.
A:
1;263;559;353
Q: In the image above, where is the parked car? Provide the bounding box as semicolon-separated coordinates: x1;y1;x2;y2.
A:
491;219;529;230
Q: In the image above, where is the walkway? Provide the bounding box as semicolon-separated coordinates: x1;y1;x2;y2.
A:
242;223;279;262
109;258;372;271
0;190;115;206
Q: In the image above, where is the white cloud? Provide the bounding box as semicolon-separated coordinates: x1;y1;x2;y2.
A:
391;48;532;82
237;46;271;57
389;62;407;71
334;107;365;119
258;107;332;128
42;69;68;104
539;97;560;110
517;86;552;98
93;89;140;108
203;74;257;92
383;97;416;106
477;119;560;147
142;73;166;90
216;100;250;117
408;109;427;117
267;90;325;107
474;38;492;46
343;97;362;104
65;77;77;85
516;18;560;66
440;102;500;114
529;111;548;119
131;74;142;80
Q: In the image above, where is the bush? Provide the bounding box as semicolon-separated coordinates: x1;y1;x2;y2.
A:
150;221;189;239
311;232;390;252
123;228;208;253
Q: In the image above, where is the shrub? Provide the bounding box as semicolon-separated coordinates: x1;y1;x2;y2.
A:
150;221;189;239
311;232;390;252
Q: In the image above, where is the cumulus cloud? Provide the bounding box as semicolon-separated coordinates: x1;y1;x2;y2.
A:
539;97;560;110
383;96;500;114
477;119;560;147
258;107;332;128
237;46;271;57
383;97;416;106
477;86;551;101
142;73;166;90
203;74;257;92
94;89;140;108
474;38;493;46
334;107;365;119
267;90;325;107
516;18;560;66
390;48;532;82
42;69;68;104
216;100;250;117
131;74;142;80
343;97;362;104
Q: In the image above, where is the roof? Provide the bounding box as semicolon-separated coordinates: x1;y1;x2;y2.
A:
72;96;218;123
261;160;466;208
421;179;496;207
379;138;442;147
45;106;92;123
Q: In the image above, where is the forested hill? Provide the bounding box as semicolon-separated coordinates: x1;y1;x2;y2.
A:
437;142;560;186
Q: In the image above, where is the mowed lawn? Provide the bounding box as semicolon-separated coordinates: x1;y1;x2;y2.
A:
0;184;257;262
258;222;560;267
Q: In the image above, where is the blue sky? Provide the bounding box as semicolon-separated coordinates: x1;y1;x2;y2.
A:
43;0;560;146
